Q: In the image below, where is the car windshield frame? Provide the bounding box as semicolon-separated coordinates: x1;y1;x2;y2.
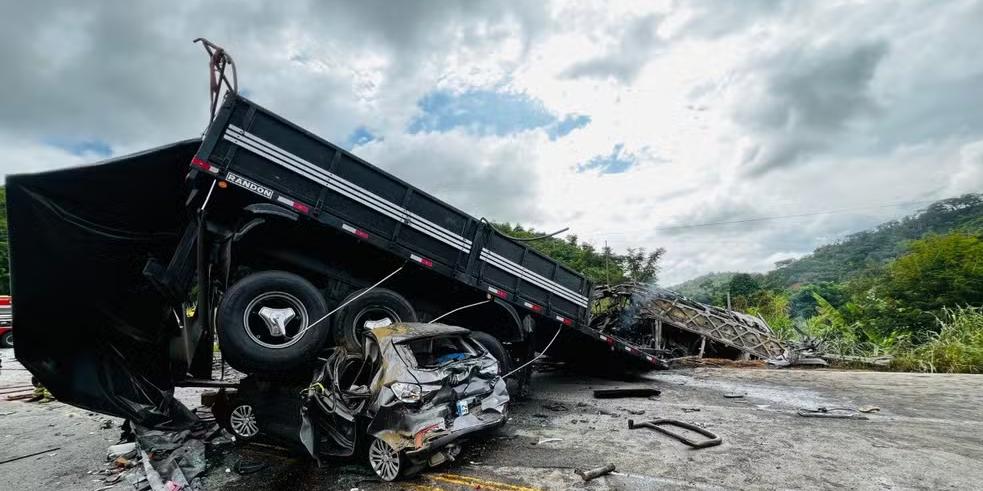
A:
395;334;485;369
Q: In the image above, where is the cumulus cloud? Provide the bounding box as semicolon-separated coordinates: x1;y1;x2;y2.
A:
724;40;890;176
352;131;546;223
561;14;664;83
2;0;981;285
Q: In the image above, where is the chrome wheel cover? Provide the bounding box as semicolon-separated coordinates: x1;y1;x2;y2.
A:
243;291;309;349
352;305;400;344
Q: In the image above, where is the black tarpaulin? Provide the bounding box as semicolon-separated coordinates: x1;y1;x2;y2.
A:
7;139;201;428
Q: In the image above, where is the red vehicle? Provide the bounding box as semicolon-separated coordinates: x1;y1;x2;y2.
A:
0;296;11;348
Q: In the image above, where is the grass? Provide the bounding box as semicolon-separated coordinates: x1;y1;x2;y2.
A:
889;307;983;373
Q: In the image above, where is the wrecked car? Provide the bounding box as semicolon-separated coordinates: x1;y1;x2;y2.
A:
212;322;508;481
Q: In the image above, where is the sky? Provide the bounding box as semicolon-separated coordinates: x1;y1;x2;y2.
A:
2;1;982;285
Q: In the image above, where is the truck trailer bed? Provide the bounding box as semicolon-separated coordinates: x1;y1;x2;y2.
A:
193;95;662;368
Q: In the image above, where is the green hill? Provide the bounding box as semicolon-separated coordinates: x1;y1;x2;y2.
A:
670;272;737;303
765;194;983;288
669;194;983;308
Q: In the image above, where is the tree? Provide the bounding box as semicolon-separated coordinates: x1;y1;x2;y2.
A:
728;273;760;298
847;232;983;338
621;247;666;284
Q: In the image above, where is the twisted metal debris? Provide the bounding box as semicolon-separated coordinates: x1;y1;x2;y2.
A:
591;283;792;362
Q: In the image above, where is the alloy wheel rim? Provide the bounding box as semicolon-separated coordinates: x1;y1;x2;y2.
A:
368;438;400;481
229;404;259;438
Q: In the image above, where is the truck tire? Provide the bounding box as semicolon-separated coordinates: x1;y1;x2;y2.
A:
470;331;512;375
217;271;329;373
0;331;12;348
333;288;416;352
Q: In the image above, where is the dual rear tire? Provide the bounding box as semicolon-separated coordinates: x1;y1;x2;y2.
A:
216;271;416;372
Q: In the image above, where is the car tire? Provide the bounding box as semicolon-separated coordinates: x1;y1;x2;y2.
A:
217;271;330;373
367;436;405;481
470;331;512;375
333;288;416;352
0;332;12;348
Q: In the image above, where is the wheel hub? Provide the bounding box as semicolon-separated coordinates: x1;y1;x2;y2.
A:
242;291;309;349
258;306;296;337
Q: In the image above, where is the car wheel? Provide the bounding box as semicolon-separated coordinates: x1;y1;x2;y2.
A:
0;332;12;348
368;436;403;481
470;331;512;375
214;394;260;443
226;402;260;442
217;271;330;373
334;288;416;352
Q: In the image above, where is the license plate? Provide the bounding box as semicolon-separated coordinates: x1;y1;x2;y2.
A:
455;399;471;416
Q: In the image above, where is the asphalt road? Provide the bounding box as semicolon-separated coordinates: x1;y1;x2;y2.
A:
2;346;982;490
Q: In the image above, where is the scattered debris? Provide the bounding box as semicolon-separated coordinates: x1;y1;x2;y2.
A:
0;447;61;466
723;393;745;399
233;459;269;475
543;402;569;411
575;463;616;482
623;408;646;415
28;384;55;403
797;407;869;420
681;407;701;413
100;419;115;429
107;442;138;460
532;413;549;419
593;388;661;399
859;405;881;413
4;392;34;401
533;438;563;445
628;419;722;449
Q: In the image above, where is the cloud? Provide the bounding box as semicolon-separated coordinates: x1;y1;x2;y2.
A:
352;130;545;223
726;40;890;175
561;14;663;83
3;0;982;288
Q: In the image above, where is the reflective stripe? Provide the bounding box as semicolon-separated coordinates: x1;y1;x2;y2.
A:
479;249;588;307
224;127;472;253
480;252;588;307
480;248;588;304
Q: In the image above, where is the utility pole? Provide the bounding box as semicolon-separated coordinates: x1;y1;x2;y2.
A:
604;240;610;285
